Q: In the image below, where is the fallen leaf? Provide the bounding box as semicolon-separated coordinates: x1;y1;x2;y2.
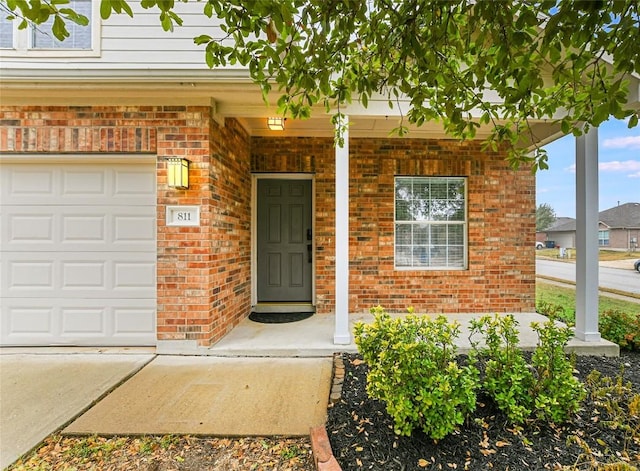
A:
352;359;364;366
495;440;510;447
418;458;429;467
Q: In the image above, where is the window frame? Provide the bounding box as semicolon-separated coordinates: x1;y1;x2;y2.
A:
394;176;468;270
0;0;101;58
598;229;610;247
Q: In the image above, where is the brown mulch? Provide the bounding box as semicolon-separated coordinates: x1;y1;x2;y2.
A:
8;435;314;471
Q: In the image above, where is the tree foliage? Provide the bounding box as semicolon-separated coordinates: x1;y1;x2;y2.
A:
2;0;639;168
536;203;557;231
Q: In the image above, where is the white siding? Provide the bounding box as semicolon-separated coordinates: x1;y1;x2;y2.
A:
0;1;244;71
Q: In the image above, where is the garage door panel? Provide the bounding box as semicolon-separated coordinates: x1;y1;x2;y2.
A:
2;252;155;298
2;206;155;252
114;168;156;198
63;215;106;243
4;306;54;335
2;299;156;346
8;260;55;290
114;261;156;289
113;213;156;244
114;307;156;336
62;169;107;197
61;308;106;335
6;214;54;243
1;168;55;199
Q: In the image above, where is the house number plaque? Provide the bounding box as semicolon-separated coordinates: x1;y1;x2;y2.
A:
166;206;200;227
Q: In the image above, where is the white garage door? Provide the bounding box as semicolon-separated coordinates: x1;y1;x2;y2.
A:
0;162;157;346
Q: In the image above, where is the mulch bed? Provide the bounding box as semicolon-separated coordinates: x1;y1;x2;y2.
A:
326;351;640;470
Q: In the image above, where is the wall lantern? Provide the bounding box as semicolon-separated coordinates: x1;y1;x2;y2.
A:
166;157;190;189
267;117;286;131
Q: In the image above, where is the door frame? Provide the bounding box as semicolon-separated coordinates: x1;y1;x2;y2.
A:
251;173;315;308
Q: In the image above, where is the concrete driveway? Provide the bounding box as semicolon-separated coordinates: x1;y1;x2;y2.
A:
0;349;154;469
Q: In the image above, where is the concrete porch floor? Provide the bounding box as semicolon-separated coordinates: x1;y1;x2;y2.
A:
208;312;619;357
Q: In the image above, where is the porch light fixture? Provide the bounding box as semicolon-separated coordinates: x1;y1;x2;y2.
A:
267;117;285;131
166;157;190;189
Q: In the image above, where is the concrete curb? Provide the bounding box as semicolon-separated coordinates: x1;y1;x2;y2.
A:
536;274;640;300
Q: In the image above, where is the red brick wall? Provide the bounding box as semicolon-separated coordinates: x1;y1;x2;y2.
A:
252;137;536;315
0;106;252;346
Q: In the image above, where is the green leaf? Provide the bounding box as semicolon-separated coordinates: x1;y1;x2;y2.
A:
194;34;212;46
51;15;70;41
100;0;112;20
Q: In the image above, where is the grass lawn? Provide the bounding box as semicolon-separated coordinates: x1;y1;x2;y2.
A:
536;248;639;261
536;280;640;317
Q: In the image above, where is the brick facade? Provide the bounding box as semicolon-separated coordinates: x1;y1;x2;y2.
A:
1;105;535;347
252;136;536;315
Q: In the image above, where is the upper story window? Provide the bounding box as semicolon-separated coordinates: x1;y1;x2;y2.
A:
0;0;99;56
0;18;12;48
395;176;467;270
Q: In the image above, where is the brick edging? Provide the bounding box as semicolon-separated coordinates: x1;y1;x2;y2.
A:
309;353;346;470
329;353;345;404
310;425;341;471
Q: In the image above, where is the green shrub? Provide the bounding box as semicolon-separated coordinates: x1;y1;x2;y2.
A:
354;306;479;439
470;314;585;424
530;320;586;423
469;314;534;423
599;309;640;351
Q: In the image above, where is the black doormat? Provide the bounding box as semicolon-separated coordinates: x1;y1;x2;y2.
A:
248;312;314;324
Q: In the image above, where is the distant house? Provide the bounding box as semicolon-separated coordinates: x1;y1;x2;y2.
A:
599;203;640;249
537;217;577;248
538;203;640;250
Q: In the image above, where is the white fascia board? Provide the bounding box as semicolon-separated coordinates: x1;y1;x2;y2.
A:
0;68;254;82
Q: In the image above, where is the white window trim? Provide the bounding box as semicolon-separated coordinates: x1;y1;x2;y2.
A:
0;0;101;58
394;176;468;271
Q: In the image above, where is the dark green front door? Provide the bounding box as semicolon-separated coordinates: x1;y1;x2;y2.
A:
257;179;312;302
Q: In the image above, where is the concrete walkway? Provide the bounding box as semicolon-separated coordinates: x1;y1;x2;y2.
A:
64;356;332;437
0;350;153;470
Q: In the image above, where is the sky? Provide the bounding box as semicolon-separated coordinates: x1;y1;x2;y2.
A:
536;118;640;218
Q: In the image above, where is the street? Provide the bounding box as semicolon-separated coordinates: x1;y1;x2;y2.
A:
536;259;640;296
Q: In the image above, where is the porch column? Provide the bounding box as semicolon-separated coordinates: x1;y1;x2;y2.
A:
334;115;351;344
574;126;601;341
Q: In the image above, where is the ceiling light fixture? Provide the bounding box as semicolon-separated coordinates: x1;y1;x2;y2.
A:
267;117;286;131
